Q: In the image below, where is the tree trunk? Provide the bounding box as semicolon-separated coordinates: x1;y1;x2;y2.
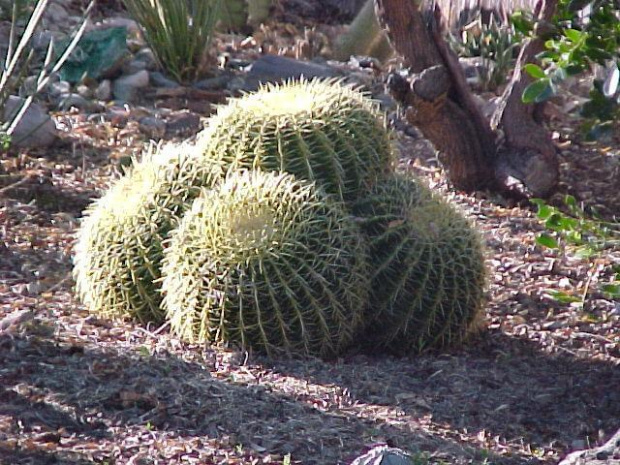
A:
374;0;560;197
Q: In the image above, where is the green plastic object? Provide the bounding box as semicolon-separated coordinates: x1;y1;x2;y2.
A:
161;170;369;358
59;27;128;83
352;174;487;354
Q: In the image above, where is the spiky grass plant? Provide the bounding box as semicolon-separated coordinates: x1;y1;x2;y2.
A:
161;170;369;358
73;143;222;323
352;174;487;354
122;0;221;84
194;79;394;203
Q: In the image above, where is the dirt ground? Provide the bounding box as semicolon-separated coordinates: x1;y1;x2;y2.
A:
1;2;619;464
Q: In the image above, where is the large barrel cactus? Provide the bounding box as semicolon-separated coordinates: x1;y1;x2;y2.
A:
161;170;369;358
73;144;222;323
352;174;487;354
194;79;393;203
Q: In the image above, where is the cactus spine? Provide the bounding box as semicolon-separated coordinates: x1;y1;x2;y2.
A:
352;174;486;354
161;170;369;358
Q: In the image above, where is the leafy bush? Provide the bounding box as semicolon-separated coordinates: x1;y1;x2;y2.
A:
161;170;369;358
521;1;620;139
122;0;221;84
532;195;620;305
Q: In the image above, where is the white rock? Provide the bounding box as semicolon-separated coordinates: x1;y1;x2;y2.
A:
3;96;57;148
113;70;150;102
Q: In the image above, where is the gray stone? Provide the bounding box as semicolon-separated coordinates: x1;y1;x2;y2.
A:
244;54;340;90
97;17;140;36
3;96;57;148
49;81;71;98
139;116;166;140
123;59;147;75
193;73;233;91
133;48;158;70
165;111;202;138
76;84;93;99
113;70;150;102
150;71;180;89
94;79;112;101
58;93;95;111
43;3;70;30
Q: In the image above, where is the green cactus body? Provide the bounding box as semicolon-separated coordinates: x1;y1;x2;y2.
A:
352;175;486;354
161;170;369;358
73;144;222;323
195;79;393;204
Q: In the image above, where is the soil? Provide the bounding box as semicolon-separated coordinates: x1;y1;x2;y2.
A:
0;2;619;464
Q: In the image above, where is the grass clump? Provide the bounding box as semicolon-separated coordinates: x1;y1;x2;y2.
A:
122;0;221;84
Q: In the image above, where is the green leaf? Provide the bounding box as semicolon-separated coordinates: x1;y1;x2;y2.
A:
536;234;559;249
524;63;546;79
522;78;554;103
564;28;584;43
601;284;620;298
547;290;582;304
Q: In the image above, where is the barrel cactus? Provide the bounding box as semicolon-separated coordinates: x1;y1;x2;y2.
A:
73;144;222;323
161;170;369;358
352;174;486;354
194;78;394;203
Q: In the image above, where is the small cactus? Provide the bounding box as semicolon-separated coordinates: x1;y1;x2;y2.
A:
194;79;394;203
352;174;487;354
73;144;222;323
161;170;369;358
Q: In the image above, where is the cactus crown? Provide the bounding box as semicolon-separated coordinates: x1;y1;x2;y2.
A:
195;78;394;203
162;170;369;358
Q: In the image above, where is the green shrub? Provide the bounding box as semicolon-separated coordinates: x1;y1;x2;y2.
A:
532;195;620;306
161;170;369;358
352;174;487;354
73;144;222;323
194;79;394;203
122;0;221;84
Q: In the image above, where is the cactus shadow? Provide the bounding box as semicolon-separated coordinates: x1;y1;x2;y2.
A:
266;329;620;461
0;332;511;465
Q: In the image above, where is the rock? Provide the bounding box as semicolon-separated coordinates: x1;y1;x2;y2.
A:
58;93;100;112
193;73;233;91
113;70;150;102
49;81;71;98
165;111;202;138
350;445;414;465
76;84;93;99
94;79;112;101
560;429;620;465
123;59;148;75
97;17;141;36
150;71;180;89
459;56;491;89
139;116;166;139
3;96;57;148
43;3;70;29
244;54;340;90
133;48;158;71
